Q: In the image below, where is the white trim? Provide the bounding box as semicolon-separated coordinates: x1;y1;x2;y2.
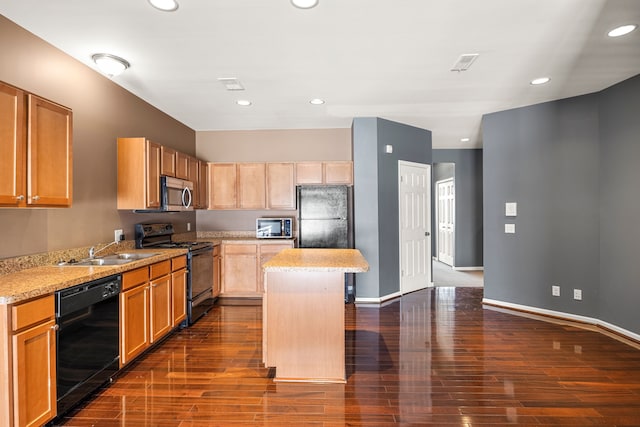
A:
356;291;402;305
453;266;484;271
483;298;640;343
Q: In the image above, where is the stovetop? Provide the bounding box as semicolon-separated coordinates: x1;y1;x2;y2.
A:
149;241;212;251
135;223;212;252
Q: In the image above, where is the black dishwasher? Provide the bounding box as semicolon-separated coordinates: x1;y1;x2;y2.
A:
55;274;120;416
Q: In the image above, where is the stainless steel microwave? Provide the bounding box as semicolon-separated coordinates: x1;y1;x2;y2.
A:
256;218;293;239
160;176;193;211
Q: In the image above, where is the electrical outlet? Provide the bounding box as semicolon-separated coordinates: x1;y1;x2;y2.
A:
573;289;582;301
114;229;124;243
552;285;560;297
187;222;191;232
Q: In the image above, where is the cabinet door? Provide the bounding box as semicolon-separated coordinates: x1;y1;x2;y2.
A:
222;244;259;296
238;163;266;209
176;151;189;180
187;156;200;208
161;146;176;177
146;141;162;208
150;274;172;343
171;268;187;327
324;161;353;185
27;94;72;207
213;248;222;298
267;163;296;210
120;285;150;366
0;83;26;207
13;319;57;427
198;160;208;209
209;163;237;209
295;162;323;185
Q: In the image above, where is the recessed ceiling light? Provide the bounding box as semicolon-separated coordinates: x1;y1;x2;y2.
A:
291;0;319;9
236;100;252;106
607;24;637;37
91;53;130;77
148;0;179;11
460;137;470;142
309;98;325;105
530;77;550;85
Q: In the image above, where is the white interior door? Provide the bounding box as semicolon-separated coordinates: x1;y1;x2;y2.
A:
399;161;432;294
437;178;455;266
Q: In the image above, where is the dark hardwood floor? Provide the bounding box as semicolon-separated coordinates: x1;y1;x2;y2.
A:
57;287;640;426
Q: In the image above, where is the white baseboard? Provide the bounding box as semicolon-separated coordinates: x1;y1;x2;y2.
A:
355;291;401;305
483;298;640;344
453;266;484;271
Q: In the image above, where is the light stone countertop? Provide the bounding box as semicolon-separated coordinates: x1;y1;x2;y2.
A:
0;249;187;305
262;248;369;273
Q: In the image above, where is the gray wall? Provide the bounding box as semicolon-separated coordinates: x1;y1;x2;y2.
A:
482;75;640;332
432;149;483;268
598;75;640;333
353;117;432;299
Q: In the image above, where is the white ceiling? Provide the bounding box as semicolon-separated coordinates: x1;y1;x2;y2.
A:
1;0;639;148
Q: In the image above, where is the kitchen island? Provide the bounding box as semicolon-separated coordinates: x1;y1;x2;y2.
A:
261;248;368;383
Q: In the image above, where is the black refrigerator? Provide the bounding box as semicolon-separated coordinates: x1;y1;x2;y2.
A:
297;185;355;301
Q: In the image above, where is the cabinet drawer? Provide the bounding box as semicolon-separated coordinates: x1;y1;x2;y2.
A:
11;294;54;331
224;244;257;255
171;255;187;271
150;260;171;279
122;266;149;291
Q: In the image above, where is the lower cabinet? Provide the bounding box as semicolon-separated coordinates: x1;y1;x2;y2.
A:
221;241;293;298
213;244;222;298
120;256;186;367
0;294;57;427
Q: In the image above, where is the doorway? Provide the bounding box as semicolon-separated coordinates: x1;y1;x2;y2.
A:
436;178;455;266
398;161;432;295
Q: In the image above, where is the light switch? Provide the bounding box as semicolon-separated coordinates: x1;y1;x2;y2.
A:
505;202;517;217
385;144;393;154
505;223;516;234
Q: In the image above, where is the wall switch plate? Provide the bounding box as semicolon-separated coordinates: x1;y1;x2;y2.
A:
187;222;191;231
573;289;582;300
505;202;518;217
505;223;516;234
114;229;124;243
552;285;560;296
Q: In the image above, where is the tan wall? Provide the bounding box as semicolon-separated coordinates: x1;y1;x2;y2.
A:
195;128;352;231
196;128;352;162
0;16;196;258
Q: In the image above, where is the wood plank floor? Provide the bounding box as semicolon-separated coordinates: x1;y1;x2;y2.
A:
56;287;640;426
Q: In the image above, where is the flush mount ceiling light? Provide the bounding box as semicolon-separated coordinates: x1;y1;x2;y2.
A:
607;24;637;37
291;0;319;9
530;77;550;85
148;0;179;12
236;100;252;106
91;53;130;77
309;98;325;105
460;137;470;142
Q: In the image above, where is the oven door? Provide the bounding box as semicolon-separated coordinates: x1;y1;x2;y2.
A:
188;246;214;324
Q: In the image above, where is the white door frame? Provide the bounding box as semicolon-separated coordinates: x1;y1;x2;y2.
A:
398;160;432;295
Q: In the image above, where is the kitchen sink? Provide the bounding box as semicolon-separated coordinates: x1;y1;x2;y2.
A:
59;253;159;266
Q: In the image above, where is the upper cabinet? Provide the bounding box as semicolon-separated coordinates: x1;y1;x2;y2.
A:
295;161;352;185
0;81;73;208
161;146;176;177
175;151;189;180
209;162;266;209
267;162;296;210
209;163;237;209
117;137;161;210
238;163;266;209
197;160;208;209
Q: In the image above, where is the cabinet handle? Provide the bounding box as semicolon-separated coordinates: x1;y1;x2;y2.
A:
16;195;25;201
32;195;40;202
51;324;59;331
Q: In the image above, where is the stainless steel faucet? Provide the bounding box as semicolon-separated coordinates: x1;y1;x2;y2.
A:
89;241;118;259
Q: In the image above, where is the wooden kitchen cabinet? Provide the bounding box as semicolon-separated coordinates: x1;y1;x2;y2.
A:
213;244;222;298
161;146;177;177
221;241;293;298
324;161;353;184
0;294;57;427
295;161;353;185
209;163;237;209
175;151;189;180
222;243;259;297
171;256;187;327
149;260;172;343
238;163;266;209
120;267;151;366
295;162;323;185
198;160;208;209
117;137;162;210
267;163;296;210
187;156;200;208
0;82;73;208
